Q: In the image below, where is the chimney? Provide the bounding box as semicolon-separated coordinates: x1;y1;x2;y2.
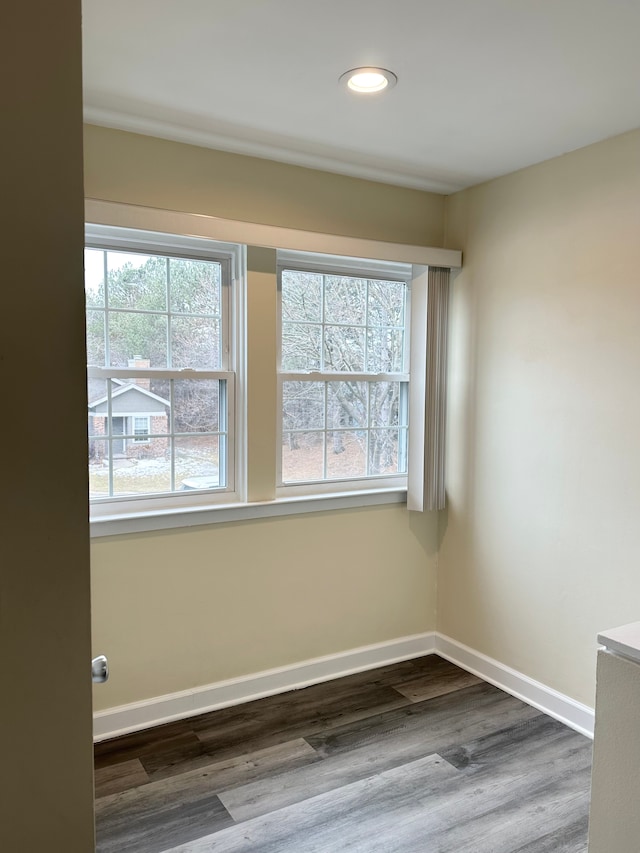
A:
128;356;151;390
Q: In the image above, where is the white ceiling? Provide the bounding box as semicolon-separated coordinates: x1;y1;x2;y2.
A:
82;0;640;194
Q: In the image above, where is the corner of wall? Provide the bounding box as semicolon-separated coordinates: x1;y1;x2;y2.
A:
442;194;450;249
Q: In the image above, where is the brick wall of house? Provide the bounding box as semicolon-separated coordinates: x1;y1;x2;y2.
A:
89;415;169;461
125;415;168;459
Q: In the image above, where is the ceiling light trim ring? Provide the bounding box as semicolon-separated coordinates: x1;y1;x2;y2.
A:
340;67;398;94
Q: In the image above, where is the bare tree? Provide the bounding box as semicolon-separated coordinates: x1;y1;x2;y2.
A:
281;270;407;479
86;253;223;432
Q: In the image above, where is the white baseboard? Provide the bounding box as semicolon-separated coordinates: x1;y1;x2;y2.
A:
435;633;595;739
93;632;437;742
93;630;595;742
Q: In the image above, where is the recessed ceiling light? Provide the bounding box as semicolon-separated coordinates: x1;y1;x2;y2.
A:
340;67;397;94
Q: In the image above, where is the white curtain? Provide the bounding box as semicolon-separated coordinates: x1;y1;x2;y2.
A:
407;266;450;511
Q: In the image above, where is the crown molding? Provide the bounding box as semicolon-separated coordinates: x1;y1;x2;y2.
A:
83;106;459;195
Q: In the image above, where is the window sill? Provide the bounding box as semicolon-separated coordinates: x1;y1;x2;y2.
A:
89;488;407;538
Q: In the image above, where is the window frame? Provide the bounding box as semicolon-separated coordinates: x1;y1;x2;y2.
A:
85;224;244;520
276;251;412;498
83;200;461;537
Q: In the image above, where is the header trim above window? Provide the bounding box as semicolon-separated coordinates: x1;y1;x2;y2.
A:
85;199;462;270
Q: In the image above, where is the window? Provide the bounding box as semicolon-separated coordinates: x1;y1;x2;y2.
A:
133;416;151;443
85;226;239;513
277;255;411;494
84;202;458;533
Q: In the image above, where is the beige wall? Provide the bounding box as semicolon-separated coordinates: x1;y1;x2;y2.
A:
440;129;640;706
87;121;640;717
84;125;445;246
86;129;440;712
1;2;94;850
92;507;437;710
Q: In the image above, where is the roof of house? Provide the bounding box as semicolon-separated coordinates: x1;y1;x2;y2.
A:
88;382;171;415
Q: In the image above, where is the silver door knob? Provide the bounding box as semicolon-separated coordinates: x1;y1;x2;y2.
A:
91;654;109;683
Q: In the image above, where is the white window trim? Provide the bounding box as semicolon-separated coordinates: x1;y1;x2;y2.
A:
90;489;407;538
85;202;458;537
85;199;462;269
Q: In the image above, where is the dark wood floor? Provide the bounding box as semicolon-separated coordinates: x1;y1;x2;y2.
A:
94;655;593;853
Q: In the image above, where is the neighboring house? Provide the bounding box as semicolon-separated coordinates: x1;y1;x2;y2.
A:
88;379;170;460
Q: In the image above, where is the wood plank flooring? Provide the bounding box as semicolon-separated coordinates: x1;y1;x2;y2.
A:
94;655;592;853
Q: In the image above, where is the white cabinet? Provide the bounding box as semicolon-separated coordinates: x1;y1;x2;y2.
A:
588;623;640;853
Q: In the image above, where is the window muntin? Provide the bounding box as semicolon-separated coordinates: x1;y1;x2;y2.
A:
85;234;235;504
278;265;409;490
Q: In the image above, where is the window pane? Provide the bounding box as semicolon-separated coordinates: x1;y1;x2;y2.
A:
147;377;170;406
175;435;220;490
84;249;104;307
169;258;221;315
91;377;170;457
367;279;405;327
86;310;106;367
88;377;225;496
112;456;172;497
281;323;321;370
367;328;405;373
283;381;324;432
324;325;365;371
106;378;169;427
172;379;220;433
87;377;114;467
100;393;172;495
369;381;402;427
106;252;167;311
327;382;367;429
87;377;108;416
88;439;110;498
281;270;322;322
171;316;220;369
326;431;367;479
108;312;168;368
369;429;405;475
281;431;324;482
324;275;366;324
